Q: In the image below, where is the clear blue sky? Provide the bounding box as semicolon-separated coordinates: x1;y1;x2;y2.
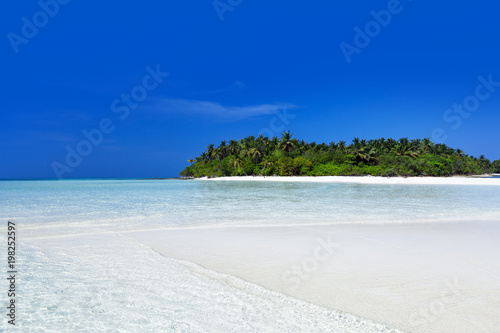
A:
1;0;499;179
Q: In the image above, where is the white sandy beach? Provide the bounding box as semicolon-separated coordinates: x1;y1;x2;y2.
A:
131;221;500;333
144;175;500;332
199;175;500;186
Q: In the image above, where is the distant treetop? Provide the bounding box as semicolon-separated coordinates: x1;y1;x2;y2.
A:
180;131;500;178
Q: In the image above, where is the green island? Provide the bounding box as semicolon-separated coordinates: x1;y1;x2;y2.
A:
180;132;500;178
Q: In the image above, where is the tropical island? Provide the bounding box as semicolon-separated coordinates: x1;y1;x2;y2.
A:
180;132;500;178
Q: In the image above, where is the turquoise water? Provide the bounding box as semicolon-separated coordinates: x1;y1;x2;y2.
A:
2;179;500;332
2;179;500;230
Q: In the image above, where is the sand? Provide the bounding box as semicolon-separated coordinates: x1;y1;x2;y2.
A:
130;176;500;331
198;175;500;186
131;221;500;333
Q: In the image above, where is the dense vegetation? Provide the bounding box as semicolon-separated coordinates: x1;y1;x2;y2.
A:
180;132;500;178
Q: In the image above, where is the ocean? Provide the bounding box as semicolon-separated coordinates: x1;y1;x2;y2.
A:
2;179;500;332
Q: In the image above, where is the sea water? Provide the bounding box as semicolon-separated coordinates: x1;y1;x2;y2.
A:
1;179;500;332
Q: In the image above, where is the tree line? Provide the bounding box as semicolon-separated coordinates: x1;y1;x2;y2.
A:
180;132;500;178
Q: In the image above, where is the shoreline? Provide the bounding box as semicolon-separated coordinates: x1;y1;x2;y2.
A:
131;220;500;333
196;175;500;186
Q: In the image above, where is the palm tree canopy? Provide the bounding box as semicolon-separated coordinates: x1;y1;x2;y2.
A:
180;134;497;178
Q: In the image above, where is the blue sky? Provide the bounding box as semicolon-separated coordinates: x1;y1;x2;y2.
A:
1;0;499;179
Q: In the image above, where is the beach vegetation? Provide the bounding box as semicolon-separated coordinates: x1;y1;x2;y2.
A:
179;132;499;178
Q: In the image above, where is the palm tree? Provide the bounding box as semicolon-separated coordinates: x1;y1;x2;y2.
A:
262;139;273;156
240;138;253;158
338;141;346;152
206;144;215;161
420;138;433;154
215;148;225;166
364;147;378;163
351;137;361;151
228;140;239;156
256;134;266;147
249;147;262;165
270;136;279;149
219;140;227;159
210;147;219;163
259;159;273;176
232;157;247;176
372;138;385;154
386;138;397;151
279;131;295;155
351;144;377;164
392;142;417;158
